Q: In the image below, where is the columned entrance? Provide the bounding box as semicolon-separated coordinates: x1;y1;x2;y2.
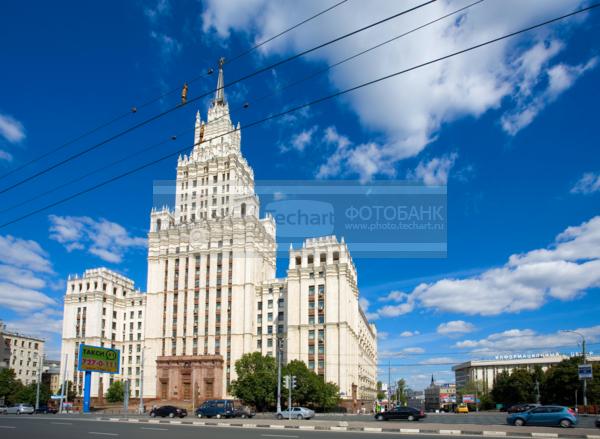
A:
156;355;224;403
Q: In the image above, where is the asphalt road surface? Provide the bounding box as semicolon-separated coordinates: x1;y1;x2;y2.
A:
0;416;449;439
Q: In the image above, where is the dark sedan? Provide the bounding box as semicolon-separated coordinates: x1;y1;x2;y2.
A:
375;406;426;421
595;417;599;428
149;405;187;418
35;405;58;414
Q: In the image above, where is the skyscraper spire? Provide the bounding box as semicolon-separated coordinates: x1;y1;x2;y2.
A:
214;57;226;105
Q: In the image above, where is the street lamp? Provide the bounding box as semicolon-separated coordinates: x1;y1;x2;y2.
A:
138;346;150;414
34;352;44;410
562;330;587;407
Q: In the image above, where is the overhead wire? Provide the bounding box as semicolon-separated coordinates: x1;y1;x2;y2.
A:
1;1;598;229
0;0;483;216
0;0;351;182
0;0;435;194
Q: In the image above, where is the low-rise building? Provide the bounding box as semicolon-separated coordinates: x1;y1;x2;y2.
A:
424;376;456;411
0;321;45;385
453;354;600;392
42;359;62;394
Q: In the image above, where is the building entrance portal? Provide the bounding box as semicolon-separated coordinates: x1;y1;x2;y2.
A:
156;355;224;403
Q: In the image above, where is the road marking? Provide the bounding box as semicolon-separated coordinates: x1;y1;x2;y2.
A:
483;432;507;436
531;434;558;438
89;433;119;436
51;422;73;425
400;428;420;433
261;435;299;438
298;425;315;430
440;429;462;435
363;427;382;432
148;420;161;424
140;427;168;431
330;426;347;431
127;419;139;423
0;426;16;429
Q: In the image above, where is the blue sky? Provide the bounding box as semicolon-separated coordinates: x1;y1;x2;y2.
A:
1;0;599;390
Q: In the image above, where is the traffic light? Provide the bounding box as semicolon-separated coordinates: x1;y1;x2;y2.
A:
284;376;290;388
291;375;297;389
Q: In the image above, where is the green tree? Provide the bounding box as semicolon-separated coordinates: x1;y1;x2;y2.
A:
376;381;386;400
283;359;340;410
0;368;24;405
231;352;277;411
491;369;534;405
106;380;126;403
541;357;580;405
395;379;408;405
13;382;51;406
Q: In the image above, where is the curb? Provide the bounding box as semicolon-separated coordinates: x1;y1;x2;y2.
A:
93;416;599;438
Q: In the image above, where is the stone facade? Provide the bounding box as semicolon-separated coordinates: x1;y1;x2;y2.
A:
156;355;223;403
60;62;377;404
0;321;45;385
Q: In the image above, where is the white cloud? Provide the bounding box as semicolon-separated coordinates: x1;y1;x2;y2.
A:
437;320;475;335
201;0;594;179
571;172;600;195
408;153;457;186
403;347;425;354
281;125;318;153
49;215;147;264
420;356;455;365
501;55;598;135
400;330;420;337
144;0;171;23
0;150;13;162
0;234;57;313
456;325;600;354
373;215;600;317
0;113;25;143
377;331;389;340
0;235;53;274
316;126;352;179
150;31;182;58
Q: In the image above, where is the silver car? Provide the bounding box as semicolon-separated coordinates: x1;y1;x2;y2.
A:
276;407;315;420
6;403;34;415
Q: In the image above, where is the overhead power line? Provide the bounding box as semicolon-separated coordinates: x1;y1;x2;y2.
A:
0;0;436;196
1;2;598;229
0;0;351;183
0;0;483;216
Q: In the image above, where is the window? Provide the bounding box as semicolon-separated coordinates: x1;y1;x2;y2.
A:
309;316;315;325
309;330;315;340
268;300;273;309
267;338;273;348
308;286;315;297
257;301;262;310
267;313;273;322
320;253;326;263
333;251;339;261
295;256;301;266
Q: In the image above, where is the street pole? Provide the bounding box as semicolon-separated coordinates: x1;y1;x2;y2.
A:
388;360;391;405
563;330;587;407
582;337;587;407
35;353;43;410
288;374;292;421
59;353;68;413
276;337;282;413
138;348;145;414
535;380;540;404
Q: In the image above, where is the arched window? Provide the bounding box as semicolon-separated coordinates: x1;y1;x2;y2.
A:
241;203;246;217
156;219;162;231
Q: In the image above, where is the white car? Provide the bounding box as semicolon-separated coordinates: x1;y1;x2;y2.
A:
276;407;315;420
6;403;34;415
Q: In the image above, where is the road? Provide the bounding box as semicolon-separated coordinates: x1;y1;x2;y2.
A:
0;416;446;439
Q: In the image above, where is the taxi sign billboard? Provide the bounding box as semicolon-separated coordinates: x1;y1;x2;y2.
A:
77;344;120;374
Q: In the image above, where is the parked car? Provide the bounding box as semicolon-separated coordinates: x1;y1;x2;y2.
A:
595;417;599;428
195;399;235;419
6;403;34;415
507;403;540;414
507;405;577;428
456;404;469;414
276;407;315;420
149;405;187;418
374;406;426;421
35;405;58;414
233;405;256;419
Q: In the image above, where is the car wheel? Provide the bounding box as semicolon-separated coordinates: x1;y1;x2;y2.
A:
277;414;283;420
297;414;304;420
241;414;247;419
17;411;21;415
408;415;415;421
376;414;384;421
197;413;203;418
150;412;156;417
216;414;222;419
514;418;525;427
169;413;175;418
559;419;572;428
